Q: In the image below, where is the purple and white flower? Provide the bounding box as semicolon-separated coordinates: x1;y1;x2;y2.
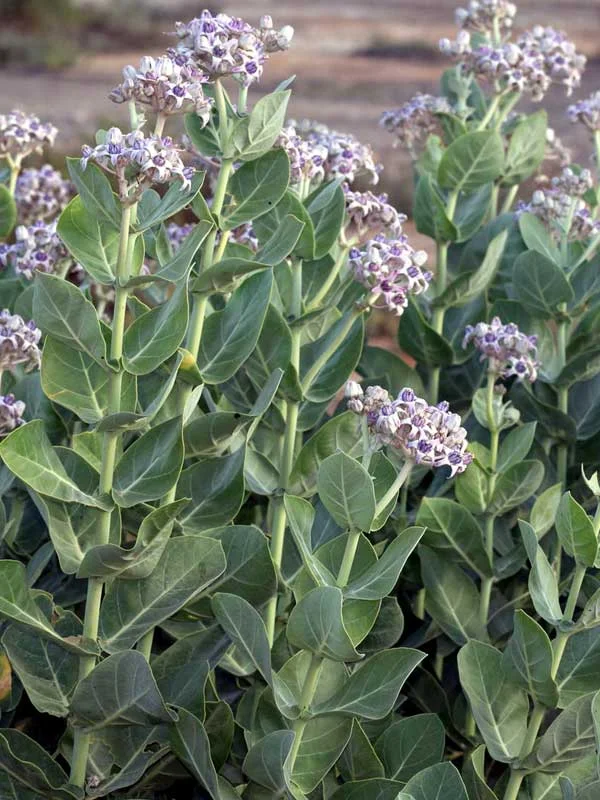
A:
0;220;73;280
346;383;473;476
380;95;451;154
349;234;431;316
110;55;213;122
0;110;57;161
0;394;26;436
568;91;600;133
0;310;41;373
14;164;74;225
454;0;517;37
344;186;405;243
463;317;539;382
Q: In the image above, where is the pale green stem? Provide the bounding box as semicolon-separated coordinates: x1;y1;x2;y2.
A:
572;231;600;269
429;191;458;403
336;530;361;588
153;113;166;137
480;371;499;633
288;654;323;772
553;305;569;574
375;460;412;519
477;92;504;131
70;203;132;788
265;265;303;646
503;562;586;799
6;155;20;196
237;84;248;114
301;309;363;394
137;628;154;660
307;245;350;310
501;185;519;214
489;184;500;220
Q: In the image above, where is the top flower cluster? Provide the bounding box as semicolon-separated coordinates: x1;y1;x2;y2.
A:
439;0;585;102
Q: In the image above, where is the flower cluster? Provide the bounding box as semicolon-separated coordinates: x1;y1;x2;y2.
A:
544;127;571;167
0;395;26;436
14;164;74;225
346;383;473;476
568;91;600;133
455;0;517;36
293;119;381;185
0;310;41;373
349;234;431;316
166;222;195;252
0;110;57;161
277;124;328;186
517;167;599;240
441;25;585;101
0;220;73;280
380;95;450;154
343;186;405;243
81;127;194;199
171;11;293;87
463;317;539;382
166;220;258;255
109;55;213;122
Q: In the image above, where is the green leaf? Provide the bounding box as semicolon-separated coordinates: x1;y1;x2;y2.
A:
339;720;385;782
2;611;80;717
527;693;596;773
398;301;454;367
502;111;547;185
212;592;273;685
413;174;457;241
556;630;600;707
331;781;410;800
462;745;499;800
556;492;598;567
222;149;290;229
58;195;125;285
558;347;600;388
192;255;270;294
497;422;537;472
345;527;425;600
313;649;425;719
99;536;225;652
358;345;425;397
0;421;107;508
232;89;291;161
71;650;174;730
529;484;562;539
453;183;493;242
513;250;573;318
419;547;488;645
375;713;445;782
243;730;294;793
317;452;376;532
255;213;305;266
0;728;82;800
458;641;529;763
123;282;189;375
417;498;492;577
520;521;563;624
518;212;561;265
152;220;212;283
253;189;315;260
176;448;245;532
185;112;221;158
273;650;346;720
502;609;559;706
112;417;184;507
438;131;505;193
293;716;353;793
454;452;489;515
489;460;544;515
134;173;203;231
404;762;468;800
170;708;220;800
284;495;336;587
434;230;507;308
67;156;120;227
0;184;16;238
77;499;186;579
305;180;346;259
33;272;107;364
301;313;364;401
198;271;272;383
41;337;112;424
289;411;363;496
287;586;361;662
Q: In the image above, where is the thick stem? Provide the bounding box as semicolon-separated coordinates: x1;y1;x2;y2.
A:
137;628;154;660
7;155;20;196
70;203;132;787
265;266;303;645
553;305;569;572
375;460;412;518
307;245;350;310
501;185;519;214
336;530;361;588
429;191;458;403
477;92;504;131
503;770;527;800
237;85;248;115
301;309;363;395
479;379;498;628
288;654;323;772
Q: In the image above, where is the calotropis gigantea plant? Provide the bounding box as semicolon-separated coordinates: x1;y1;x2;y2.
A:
1;3;600;800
